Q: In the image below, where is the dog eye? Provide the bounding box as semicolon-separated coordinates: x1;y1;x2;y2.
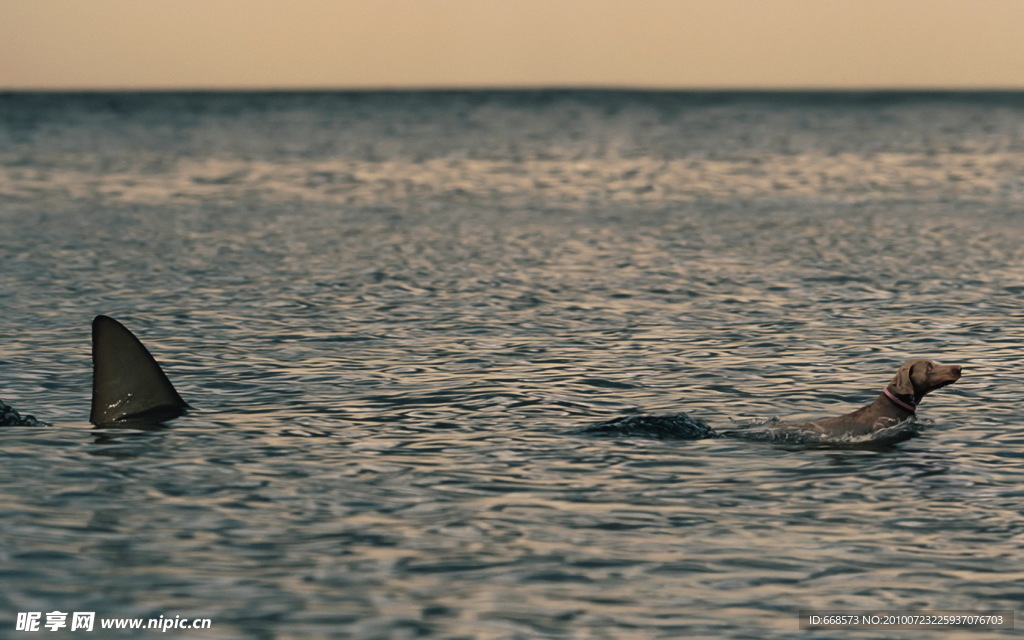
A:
927;362;934;371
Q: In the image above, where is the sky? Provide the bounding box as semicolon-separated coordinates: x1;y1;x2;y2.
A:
3;0;1024;91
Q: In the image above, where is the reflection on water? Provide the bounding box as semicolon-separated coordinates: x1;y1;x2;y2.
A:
2;92;1024;638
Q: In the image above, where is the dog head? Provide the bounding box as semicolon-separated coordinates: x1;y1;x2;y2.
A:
889;359;962;403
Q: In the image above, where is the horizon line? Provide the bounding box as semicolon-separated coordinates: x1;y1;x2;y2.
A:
4;85;1024;94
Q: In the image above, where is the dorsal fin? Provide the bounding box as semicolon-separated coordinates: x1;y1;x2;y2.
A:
89;315;189;426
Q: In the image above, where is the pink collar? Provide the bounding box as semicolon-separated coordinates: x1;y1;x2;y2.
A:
883;387;917;413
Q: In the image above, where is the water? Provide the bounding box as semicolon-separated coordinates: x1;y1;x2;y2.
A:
2;91;1024;638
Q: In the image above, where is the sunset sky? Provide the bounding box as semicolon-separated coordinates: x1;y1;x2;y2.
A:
3;0;1024;90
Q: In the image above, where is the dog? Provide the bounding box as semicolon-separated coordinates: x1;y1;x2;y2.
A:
775;359;962;437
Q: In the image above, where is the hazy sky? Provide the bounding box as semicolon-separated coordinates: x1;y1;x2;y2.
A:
3;0;1024;90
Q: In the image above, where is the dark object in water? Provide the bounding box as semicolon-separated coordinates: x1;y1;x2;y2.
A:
90;315;190;427
2;315;189;428
0;398;46;426
571;411;923;446
569;412;718;440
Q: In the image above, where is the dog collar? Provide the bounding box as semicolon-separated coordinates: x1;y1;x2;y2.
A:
882;387;916;413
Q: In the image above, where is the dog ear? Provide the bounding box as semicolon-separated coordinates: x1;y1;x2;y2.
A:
890;361;917;396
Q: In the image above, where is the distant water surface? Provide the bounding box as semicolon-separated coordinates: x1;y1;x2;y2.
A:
2;91;1024;638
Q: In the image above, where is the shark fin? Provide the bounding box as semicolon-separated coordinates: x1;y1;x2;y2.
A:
89;315;189;427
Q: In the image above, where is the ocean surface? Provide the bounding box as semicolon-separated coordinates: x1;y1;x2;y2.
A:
2;91;1024;638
